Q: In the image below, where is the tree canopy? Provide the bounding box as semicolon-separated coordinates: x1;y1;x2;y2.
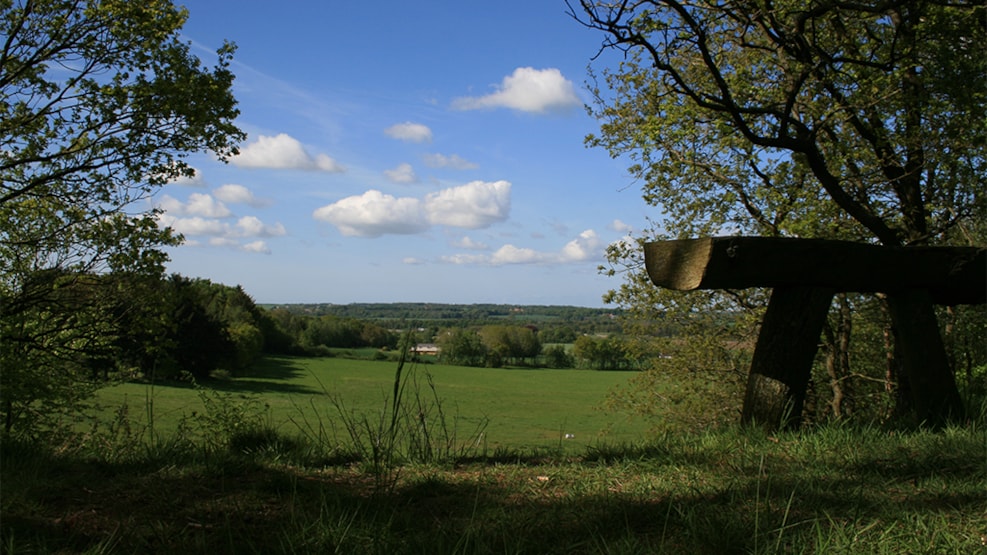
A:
573;0;984;244
573;0;985;426
0;0;243;431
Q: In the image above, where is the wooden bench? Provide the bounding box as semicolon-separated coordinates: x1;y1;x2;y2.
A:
644;237;985;429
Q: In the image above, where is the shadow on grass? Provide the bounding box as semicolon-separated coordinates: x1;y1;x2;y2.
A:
207;356;321;396
132;356;321;397
3;428;983;554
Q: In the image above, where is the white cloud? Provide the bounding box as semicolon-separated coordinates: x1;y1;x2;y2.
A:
452;67;582;113
232;133;344;172
185;192;232;218
155;190;286;255
158;214;286;240
609;219;633;233
559;229;603;262
425;180;511;229
441;229;604;266
452;236;489;250
208;237;239;248
312;190;429;237
490;244;545;264
423;153;478;170
384;122;433;143
440;253;489;265
156;195;185;214
241;240;272;254
214;184;269;207
168;167;206;187
312;180;512;237
160;215;229;236
235;216;286;238
156;193;231;218
384;163;418;184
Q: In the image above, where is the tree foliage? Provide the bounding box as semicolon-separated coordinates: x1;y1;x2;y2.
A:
436;327;488;367
575;0;984;244
0;0;243;432
573;0;985;425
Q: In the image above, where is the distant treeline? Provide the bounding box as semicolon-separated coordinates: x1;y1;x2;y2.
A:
264;302;626;340
58;279;647;383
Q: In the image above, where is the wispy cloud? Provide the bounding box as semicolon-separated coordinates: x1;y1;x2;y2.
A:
452;67;582;114
232;133;344;172
423;153;478;170
440;229;604;265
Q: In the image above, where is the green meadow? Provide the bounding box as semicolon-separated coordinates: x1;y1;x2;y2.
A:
93;355;651;452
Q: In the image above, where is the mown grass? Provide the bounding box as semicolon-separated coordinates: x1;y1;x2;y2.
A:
2;356;985;554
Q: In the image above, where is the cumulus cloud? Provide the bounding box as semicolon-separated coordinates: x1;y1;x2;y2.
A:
313;180;512;237
425;180;511;229
559;229;603;262
157;193;231;218
452;67;582;113
384;122;433;143
161;215;229;237
384;163;418;184
423;153;478;170
234;216;287;238
185;193;232;218
155;189;286;254
312;190;429;237
214;184;270;207
440;229;603;265
233;133;344;172
158;214;285;240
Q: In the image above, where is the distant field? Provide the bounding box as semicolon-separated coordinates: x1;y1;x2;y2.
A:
93;356;651;452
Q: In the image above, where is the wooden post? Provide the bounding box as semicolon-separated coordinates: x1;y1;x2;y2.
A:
741;286;835;430
886;289;966;426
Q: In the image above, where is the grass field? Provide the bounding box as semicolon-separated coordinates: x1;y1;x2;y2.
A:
4;355;985;554
91;355;652;453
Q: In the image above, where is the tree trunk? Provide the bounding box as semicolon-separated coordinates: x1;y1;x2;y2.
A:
822;294;854;419
741;286;835;431
885;289;965;426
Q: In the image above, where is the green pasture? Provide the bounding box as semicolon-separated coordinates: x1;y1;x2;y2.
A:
93;356;651;452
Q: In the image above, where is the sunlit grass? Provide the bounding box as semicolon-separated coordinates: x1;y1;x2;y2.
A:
90;355;652;452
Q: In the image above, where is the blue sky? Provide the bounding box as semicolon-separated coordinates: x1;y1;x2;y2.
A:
157;0;650;307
